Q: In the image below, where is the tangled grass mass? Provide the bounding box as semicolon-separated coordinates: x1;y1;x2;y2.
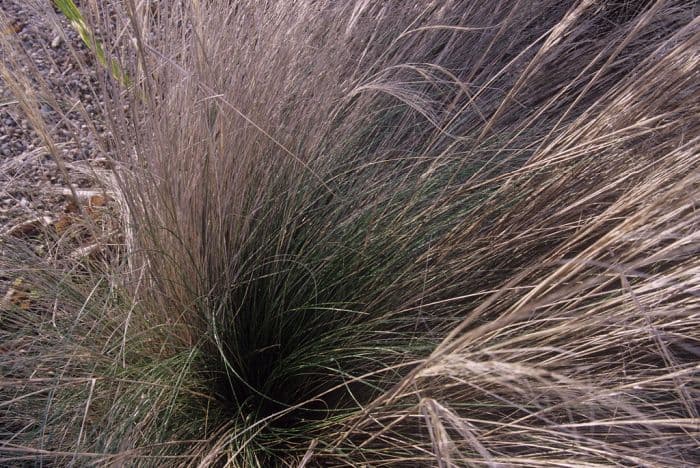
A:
1;1;699;466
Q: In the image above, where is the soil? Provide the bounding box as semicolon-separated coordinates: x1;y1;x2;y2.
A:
1;0;107;235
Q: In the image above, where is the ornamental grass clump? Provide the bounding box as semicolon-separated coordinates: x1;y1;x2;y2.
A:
1;1;698;466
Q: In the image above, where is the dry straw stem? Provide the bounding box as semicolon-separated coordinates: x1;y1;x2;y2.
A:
1;0;699;466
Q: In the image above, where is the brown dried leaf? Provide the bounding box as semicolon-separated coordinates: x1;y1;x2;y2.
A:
5;216;53;238
1;278;33;311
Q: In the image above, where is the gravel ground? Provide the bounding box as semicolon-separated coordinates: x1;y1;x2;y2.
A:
1;0;106;235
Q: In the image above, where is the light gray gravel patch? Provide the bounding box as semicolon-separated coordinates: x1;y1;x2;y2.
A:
1;0;106;233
